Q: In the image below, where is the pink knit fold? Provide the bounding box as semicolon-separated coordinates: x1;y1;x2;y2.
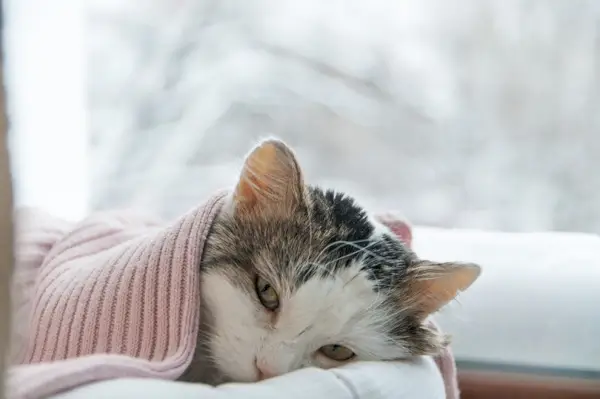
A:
8;192;226;399
8;194;458;399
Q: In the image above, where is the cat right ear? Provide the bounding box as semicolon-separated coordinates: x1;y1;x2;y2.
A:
227;138;307;218
405;260;481;318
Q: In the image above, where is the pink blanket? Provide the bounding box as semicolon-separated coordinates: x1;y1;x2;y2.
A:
8;193;458;399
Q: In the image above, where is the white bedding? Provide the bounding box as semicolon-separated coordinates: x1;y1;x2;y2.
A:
51;357;445;399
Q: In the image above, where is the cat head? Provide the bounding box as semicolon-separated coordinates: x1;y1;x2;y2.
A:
200;138;480;383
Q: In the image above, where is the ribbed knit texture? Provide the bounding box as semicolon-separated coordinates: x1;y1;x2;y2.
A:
8;192;226;399
8;196;458;399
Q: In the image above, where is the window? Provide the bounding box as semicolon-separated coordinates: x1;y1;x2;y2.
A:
6;0;600;396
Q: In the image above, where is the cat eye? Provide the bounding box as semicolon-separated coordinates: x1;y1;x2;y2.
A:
255;276;279;311
319;344;355;361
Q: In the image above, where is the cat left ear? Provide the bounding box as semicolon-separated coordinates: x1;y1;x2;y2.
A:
407;260;481;317
230;138;307;217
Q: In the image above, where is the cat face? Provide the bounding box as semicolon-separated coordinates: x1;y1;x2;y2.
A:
200;138;480;383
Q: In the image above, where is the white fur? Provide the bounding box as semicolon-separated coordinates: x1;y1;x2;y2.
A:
201;263;411;382
369;216;393;239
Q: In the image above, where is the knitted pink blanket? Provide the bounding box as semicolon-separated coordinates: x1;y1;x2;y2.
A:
7;194;458;399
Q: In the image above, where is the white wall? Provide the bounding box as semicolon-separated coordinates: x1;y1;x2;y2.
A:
4;0;89;220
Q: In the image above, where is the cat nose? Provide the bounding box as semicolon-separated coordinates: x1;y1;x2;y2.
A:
257;367;276;381
256;359;277;381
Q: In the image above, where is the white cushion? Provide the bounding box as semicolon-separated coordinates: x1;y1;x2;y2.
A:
50;357;445;399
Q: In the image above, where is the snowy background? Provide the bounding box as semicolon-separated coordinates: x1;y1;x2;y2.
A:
86;0;600;234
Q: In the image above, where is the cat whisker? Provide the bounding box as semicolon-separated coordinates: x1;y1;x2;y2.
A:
342;267;367;289
313;240;382;272
313;239;376;266
292;240;383;287
313;238;374;261
331;240;391;265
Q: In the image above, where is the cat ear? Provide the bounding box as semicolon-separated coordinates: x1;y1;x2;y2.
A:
407;260;481;317
377;213;413;247
230;138;306;217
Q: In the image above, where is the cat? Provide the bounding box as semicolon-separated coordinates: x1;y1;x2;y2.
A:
180;138;480;384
